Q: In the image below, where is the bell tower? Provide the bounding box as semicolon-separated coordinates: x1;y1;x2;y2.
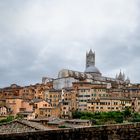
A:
86;49;95;68
85;49;101;76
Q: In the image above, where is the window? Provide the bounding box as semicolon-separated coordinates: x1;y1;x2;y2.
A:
84;95;90;97
100;102;106;105
12;100;15;103
40;111;43;115
64;102;68;105
78;95;83;97
114;102;118;105
34;104;38;108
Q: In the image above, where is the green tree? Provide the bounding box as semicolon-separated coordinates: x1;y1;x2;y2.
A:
115;115;123;123
123;107;131;119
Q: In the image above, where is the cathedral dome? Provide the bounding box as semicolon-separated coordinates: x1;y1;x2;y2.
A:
85;65;101;74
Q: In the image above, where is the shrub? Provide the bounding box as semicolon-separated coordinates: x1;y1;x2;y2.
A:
58;125;67;128
0;115;14;124
115;115;123;123
131;118;140;122
123;108;131;118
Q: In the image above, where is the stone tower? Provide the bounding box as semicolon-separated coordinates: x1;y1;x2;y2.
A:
86;49;95;68
85;49;101;76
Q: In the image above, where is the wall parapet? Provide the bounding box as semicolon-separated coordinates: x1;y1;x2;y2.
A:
1;122;140;140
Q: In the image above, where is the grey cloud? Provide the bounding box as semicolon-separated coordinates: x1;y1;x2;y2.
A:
0;0;140;87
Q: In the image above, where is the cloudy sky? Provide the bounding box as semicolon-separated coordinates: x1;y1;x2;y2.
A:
0;0;140;87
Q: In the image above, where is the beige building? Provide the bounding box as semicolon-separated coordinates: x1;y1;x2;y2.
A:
44;88;77;118
6;98;33;116
120;98;132;110
60;101;71;118
0;84;22;99
33;99;52;118
73;82;109;111
62;88;77;111
87;97;132;113
19;83;49;100
32;99;60;118
0;83;49;101
87;98;121;112
45;89;62;107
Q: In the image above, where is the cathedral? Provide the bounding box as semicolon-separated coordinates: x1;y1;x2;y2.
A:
43;50;130;89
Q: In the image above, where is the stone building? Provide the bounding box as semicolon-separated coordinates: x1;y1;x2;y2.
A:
43;49;130;91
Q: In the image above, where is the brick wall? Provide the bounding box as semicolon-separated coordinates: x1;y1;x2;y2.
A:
1;123;140;140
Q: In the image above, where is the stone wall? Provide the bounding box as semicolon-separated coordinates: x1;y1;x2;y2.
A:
1;123;140;140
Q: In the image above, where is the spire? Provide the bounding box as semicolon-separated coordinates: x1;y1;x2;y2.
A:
89;49;93;54
126;76;130;80
125;76;130;84
123;72;125;81
115;74;118;79
119;70;122;76
116;70;125;81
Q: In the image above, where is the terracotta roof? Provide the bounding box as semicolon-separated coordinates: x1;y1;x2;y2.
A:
0;119;51;134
